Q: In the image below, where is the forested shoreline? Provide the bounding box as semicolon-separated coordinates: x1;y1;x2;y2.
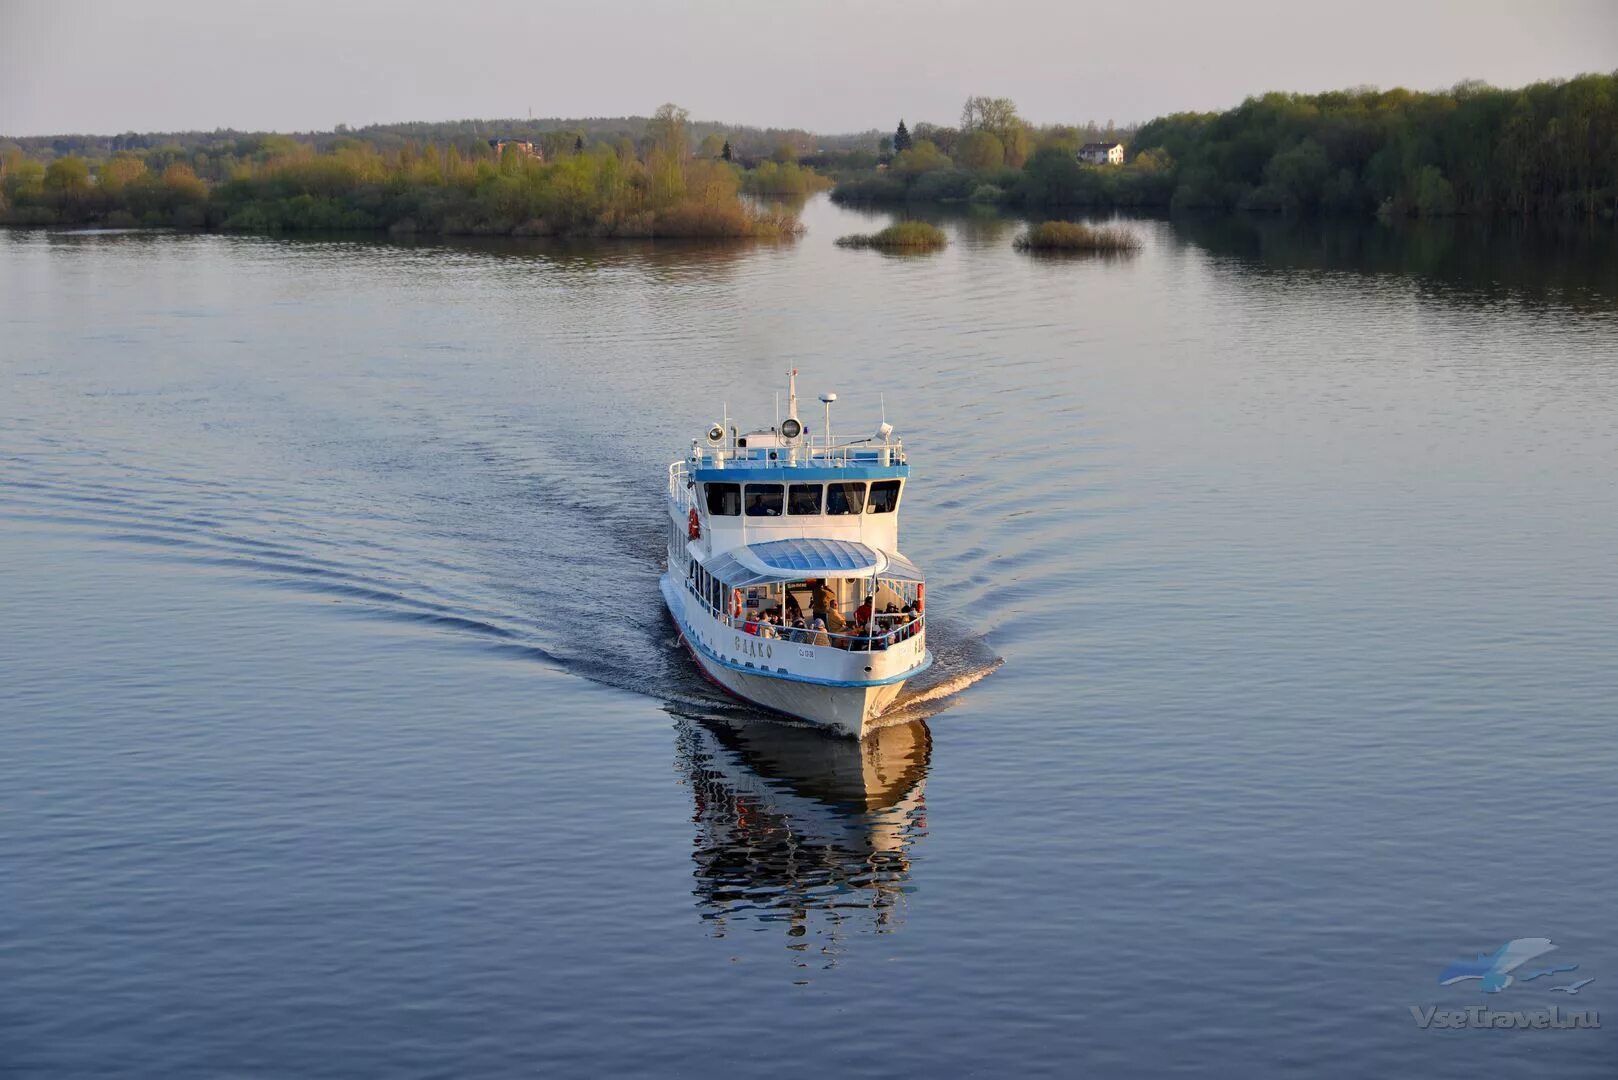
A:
835;75;1618;217
0;106;813;237
3;74;1614;235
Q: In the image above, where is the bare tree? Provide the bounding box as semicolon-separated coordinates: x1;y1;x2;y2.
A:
646;103;691;163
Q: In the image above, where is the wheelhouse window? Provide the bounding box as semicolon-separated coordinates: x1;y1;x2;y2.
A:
787;483;823;515
744;484;783;517
705;482;740;516
867;479;902;514
826;481;866;515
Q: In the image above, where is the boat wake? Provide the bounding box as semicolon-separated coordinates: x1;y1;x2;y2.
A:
1;413;1000;728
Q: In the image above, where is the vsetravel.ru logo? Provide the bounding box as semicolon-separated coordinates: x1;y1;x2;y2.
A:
1413;937;1600;1031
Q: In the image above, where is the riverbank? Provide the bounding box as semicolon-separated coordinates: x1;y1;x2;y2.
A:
833;73;1618;219
0;142;806;238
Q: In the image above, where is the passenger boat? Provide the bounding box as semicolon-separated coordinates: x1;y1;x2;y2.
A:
662;371;932;738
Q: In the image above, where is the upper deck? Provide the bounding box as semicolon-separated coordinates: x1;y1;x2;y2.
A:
668;372;913;559
685;434;908;483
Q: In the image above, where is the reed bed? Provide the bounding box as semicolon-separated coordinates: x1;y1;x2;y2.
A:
835;221;947;251
1013;221;1141;253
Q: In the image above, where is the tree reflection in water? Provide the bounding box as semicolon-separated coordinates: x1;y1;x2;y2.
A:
673;714;931;970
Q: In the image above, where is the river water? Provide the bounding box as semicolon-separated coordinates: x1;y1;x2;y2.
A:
3;197;1616;1077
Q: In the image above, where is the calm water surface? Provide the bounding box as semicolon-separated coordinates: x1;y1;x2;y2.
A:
3;199;1617;1077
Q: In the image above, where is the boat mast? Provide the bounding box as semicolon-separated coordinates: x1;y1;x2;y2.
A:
786;368;799;422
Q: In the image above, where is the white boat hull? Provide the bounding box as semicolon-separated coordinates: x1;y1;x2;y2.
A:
663;573;918;738
685;640;907;738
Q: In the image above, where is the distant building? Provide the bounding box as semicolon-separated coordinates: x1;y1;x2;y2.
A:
1078;142;1124;166
489;137;543;162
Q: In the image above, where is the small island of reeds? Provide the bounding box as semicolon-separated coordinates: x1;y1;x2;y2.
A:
1013;221;1141;253
835;221;947;251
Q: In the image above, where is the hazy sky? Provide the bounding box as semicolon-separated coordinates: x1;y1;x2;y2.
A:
2;0;1614;136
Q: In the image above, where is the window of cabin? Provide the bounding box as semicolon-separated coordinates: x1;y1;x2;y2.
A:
826;481;867;515
705;483;741;516
867;479;902;514
787;484;823;515
744;484;784;517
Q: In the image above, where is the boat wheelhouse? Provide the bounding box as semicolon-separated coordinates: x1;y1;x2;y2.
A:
661;371;931;737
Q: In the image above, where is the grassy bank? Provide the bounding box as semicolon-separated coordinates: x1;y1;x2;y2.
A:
835;221;947;250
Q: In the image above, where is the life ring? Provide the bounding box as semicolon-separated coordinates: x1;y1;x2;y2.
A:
731;589;743;618
915;583;924;614
687;508;700;540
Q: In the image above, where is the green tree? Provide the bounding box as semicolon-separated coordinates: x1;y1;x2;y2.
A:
721;139;733;162
698;133;725;159
1413;165;1457;215
961;96;1019;137
1016;145;1085;206
891;139;950;178
99;154;148;191
960;96;1028;168
43;156;90;191
772;142;796;165
1001;124;1031;168
1262;138;1330;210
913;123;958;156
955;130;1005;170
574;135;584;154
893;120;912;152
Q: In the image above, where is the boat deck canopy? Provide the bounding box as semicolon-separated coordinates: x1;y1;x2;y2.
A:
706;538;924;587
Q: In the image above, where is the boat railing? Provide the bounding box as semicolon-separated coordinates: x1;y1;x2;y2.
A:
669;461;691;508
744;616;923;652
683;438;906;472
684;574;924;649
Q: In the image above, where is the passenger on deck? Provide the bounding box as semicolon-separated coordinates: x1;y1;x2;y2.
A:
785;593;803;623
809;618;831;647
789;617;810;643
746;493;777;516
855;595;874;626
809;579;846;633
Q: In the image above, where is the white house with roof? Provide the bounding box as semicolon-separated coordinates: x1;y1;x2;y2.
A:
1078;141;1125;165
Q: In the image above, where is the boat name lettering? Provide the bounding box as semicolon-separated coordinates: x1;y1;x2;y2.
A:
732;635;773;660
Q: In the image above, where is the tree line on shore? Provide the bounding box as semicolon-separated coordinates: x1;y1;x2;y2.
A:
837;74;1618;217
0;105;824;236
4;72;1614;233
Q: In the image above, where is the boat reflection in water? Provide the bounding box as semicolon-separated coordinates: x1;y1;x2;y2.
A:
674;713;931;969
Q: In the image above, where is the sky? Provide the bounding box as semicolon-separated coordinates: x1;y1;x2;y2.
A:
2;0;1615;137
